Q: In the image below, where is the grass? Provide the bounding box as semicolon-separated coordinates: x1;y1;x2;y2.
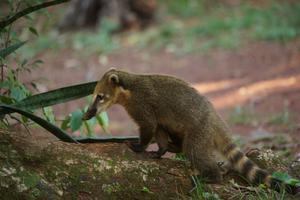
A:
238;187;287;200
129;1;300;54
228;106;258;126
19;18;120;59
189;176;294;200
190;176;222;200
17;1;300;59
267;108;295;130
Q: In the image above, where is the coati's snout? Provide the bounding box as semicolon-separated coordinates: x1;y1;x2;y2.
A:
82;71;122;120
82;94;102;120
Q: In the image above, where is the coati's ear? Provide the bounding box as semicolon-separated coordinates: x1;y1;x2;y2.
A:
108;67;116;71
108;73;119;85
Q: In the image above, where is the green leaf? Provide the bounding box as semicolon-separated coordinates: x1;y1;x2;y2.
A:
14;81;97;111
0;81;10;89
0;41;26;59
0;95;13;104
43;106;55;124
96;112;109;133
141;186;153;194
70;109;83;131
21;115;28;124
0;120;8;128
0;81;97;116
0;104;77;143
10;87;27;101
83;120;93;137
29;27;38;36
272;172;292;182
286;178;300;186
61;115;70;130
272;172;300;186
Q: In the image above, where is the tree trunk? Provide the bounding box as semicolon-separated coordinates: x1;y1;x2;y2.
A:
58;0;157;32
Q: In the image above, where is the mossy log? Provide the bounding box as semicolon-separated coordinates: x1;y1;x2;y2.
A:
1;130;299;199
0;130;191;199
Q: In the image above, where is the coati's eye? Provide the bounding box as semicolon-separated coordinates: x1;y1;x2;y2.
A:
97;93;104;99
97;93;105;103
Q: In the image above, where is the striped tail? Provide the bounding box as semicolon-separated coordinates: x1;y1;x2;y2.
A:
223;143;299;195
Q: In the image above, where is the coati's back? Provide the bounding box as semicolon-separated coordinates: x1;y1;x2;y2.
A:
127;73;230;150
84;69;299;195
124;73;219;128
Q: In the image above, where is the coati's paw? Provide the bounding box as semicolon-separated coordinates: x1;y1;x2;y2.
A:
147;151;162;159
126;141;144;153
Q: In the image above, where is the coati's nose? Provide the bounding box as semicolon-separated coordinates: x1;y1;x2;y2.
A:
82;95;100;120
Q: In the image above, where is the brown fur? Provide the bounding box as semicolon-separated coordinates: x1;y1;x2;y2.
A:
83;69;298;194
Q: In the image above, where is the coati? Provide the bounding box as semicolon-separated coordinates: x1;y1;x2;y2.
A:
83;68;298;194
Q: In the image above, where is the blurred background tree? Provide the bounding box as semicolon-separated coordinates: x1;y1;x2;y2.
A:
58;0;157;31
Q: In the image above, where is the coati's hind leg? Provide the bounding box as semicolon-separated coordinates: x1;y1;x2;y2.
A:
167;131;182;153
183;138;222;183
167;142;182;153
147;127;182;158
193;157;223;183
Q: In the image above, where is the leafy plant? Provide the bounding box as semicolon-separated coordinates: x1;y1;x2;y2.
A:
12;81;97;112
0;104;76;143
61;106;109;137
0;86;139;143
0;1;66;124
272;172;300;187
0;1;137;143
0;41;27;59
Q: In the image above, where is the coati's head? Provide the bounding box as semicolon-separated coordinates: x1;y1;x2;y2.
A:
82;68;130;120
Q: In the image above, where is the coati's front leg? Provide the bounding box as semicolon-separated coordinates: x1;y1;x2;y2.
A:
127;118;157;153
148;127;182;158
126;106;157;152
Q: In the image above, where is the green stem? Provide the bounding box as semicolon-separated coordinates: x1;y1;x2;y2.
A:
83;120;93;137
0;0;70;29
